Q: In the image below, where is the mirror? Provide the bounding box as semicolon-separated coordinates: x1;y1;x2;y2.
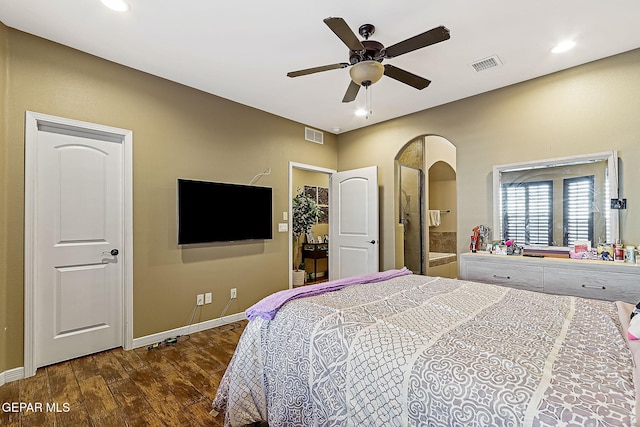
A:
493;151;619;248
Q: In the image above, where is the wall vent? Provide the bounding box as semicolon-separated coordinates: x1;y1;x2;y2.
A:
305;127;324;144
470;55;503;72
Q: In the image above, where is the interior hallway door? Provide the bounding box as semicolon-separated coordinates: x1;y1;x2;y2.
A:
28;113;128;368
329;166;379;279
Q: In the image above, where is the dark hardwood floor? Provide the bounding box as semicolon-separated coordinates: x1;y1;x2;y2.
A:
0;321;246;426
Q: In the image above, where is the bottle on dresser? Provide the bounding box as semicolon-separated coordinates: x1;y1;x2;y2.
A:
613;240;625;262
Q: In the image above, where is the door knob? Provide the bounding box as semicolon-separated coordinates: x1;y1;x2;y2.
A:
110;249;119;256
368;240;377;244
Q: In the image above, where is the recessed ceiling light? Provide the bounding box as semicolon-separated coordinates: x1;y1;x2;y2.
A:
355;109;367;117
101;0;130;12
332;127;341;133
551;40;576;54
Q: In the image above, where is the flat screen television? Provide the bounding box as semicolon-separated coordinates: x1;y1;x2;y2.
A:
177;179;273;244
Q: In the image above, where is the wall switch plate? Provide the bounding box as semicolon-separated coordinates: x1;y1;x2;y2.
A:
278;223;288;232
283;211;288;221
205;292;212;304
230;288;237;299
196;294;204;306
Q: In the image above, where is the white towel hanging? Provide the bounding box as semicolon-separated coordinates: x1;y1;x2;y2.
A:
427;210;441;227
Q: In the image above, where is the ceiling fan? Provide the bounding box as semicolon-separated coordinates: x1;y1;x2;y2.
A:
287;17;450;103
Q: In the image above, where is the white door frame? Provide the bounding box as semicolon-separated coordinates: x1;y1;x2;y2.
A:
24;111;134;377
288;162;336;288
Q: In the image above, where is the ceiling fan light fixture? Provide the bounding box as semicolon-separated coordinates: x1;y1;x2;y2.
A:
100;0;130;12
349;61;384;86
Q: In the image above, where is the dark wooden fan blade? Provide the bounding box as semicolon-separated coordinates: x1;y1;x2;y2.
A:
383;65;431;90
287;63;349;78
384;26;450;58
342;80;360;103
324;17;365;51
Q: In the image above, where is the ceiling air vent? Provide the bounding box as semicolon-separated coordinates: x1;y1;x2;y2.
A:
470;55;502;72
305;127;324;144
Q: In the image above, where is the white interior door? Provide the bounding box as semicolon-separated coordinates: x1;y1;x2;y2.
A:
329;166;379;279
32;118;126;368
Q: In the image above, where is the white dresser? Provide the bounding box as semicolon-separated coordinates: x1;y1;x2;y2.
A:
459;252;640;304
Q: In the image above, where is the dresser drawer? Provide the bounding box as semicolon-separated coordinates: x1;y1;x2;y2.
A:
462;260;544;292
544;267;640;303
461;253;640;303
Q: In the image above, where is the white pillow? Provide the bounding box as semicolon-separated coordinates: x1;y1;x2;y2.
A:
629;314;640;340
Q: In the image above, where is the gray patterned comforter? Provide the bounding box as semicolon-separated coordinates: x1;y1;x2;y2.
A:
213;275;636;426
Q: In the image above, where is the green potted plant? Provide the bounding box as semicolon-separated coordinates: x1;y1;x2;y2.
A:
292;188;323;285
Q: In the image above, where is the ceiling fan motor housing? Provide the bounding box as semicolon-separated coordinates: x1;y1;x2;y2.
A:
349;40;385;64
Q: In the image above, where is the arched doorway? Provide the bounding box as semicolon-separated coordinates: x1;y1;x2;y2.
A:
395;135;457;276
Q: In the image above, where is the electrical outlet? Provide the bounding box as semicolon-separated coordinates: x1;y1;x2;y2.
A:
230;288;237;299
205;292;212;304
196;294;204;306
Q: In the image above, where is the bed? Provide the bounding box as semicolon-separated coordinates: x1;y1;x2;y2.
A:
212;270;639;426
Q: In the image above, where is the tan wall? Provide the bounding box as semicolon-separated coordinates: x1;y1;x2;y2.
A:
426;136;456;171
337;48;640;269
429;180;457;233
1;22;9;374
1;27;337;371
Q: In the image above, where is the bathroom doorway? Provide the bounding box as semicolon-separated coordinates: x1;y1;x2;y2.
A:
395;135;457;277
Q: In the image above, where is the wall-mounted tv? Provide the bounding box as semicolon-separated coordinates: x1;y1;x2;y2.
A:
177;179;273;244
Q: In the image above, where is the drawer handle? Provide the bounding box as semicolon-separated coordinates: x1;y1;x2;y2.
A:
581;284;606;290
493;274;511;280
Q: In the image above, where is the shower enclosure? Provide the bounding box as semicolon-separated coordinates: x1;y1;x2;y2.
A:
399;165;424;274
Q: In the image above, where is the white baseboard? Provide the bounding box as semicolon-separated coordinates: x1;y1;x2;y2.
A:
131;312;246;350
0;366;25;386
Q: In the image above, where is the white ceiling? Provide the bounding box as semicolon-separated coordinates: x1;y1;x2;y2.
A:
1;0;640;133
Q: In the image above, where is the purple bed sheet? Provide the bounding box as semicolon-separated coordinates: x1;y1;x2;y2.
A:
245;267;412;321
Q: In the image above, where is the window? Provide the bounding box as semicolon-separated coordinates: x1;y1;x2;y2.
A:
501;181;553;245
563;176;594;246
